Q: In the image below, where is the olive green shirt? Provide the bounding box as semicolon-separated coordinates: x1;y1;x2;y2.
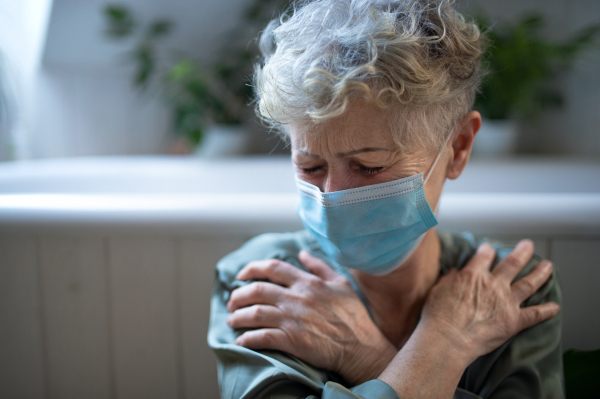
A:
208;230;563;398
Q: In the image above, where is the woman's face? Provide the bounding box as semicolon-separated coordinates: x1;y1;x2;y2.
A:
289;100;451;211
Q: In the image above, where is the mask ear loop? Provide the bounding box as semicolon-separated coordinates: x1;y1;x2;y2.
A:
423;131;455;215
424;130;454;185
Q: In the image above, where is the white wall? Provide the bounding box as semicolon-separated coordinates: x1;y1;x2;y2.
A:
32;66;172;158
21;0;600;159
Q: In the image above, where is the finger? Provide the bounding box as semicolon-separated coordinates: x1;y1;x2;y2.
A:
227;304;284;329
512;261;553;303
237;259;304;287
235;328;292;353
298;250;339;282
492;239;535;281
518;302;560;331
463;242;496;272
227;281;286;312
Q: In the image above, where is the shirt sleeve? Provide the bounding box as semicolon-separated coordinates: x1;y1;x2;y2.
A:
207;232;400;399
459;248;564;399
208;232;564;398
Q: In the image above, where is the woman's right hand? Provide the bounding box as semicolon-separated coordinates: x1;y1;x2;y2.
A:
419;239;560;364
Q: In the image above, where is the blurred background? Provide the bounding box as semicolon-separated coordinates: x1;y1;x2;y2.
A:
1;1;599;398
0;0;599;160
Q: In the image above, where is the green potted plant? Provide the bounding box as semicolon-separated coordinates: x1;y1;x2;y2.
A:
103;0;291;156
472;13;600;157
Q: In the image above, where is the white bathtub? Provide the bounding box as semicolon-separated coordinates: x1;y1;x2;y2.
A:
1;155;599;235
1;155;599;399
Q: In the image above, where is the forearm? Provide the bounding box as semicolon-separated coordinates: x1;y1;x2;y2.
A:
377;325;471;399
343;337;398;386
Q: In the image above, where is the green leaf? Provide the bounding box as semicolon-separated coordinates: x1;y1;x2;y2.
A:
563;349;600;398
173;105;204;146
103;4;135;38
215;63;233;80
132;44;154;87
147;20;173;38
187;127;203;146
104;4;129;21
168;60;196;81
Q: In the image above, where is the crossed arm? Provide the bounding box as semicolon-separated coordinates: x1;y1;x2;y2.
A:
210;234;561;398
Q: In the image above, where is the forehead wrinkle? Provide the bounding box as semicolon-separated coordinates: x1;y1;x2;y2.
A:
296;149;322;159
296;147;395;159
291;100;401;158
336;147;394;157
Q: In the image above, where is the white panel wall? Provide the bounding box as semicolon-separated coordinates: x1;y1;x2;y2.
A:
39;237;111;399
109;237;181;399
0;237;46;398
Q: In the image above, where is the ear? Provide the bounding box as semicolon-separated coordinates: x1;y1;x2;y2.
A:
446;111;481;180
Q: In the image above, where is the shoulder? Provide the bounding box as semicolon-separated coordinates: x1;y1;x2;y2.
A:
439;231;564;397
438;230;561;307
216;230;318;287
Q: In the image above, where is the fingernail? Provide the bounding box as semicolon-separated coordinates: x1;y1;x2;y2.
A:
477;242;493;254
516;239;533;251
540;261;553;272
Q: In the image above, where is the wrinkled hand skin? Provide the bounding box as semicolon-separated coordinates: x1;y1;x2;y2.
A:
418;240;559;365
227;240;560;392
226;250;396;385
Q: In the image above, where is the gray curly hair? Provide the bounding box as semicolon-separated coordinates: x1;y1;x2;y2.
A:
253;0;485;152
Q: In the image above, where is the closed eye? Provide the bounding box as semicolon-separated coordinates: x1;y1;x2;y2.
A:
358;165;384;175
300;165;324;174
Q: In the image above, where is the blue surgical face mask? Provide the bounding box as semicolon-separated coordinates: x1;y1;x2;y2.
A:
295;137;450;275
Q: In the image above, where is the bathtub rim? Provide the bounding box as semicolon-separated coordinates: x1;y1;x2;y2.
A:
0;192;599;236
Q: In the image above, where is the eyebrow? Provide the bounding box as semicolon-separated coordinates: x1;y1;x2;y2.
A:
296;147;394;158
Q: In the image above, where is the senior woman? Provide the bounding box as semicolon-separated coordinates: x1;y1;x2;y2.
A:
208;0;562;398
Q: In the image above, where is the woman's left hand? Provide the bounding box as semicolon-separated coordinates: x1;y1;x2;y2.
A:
226;250;396;385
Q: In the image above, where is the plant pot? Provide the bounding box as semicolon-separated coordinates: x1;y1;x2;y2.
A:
195;124;249;158
472;119;519;158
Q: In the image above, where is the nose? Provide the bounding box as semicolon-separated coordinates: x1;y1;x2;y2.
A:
323;171;357;193
323;178;338;193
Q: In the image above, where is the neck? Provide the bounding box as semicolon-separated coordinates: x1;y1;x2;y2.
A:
350;229;442;348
